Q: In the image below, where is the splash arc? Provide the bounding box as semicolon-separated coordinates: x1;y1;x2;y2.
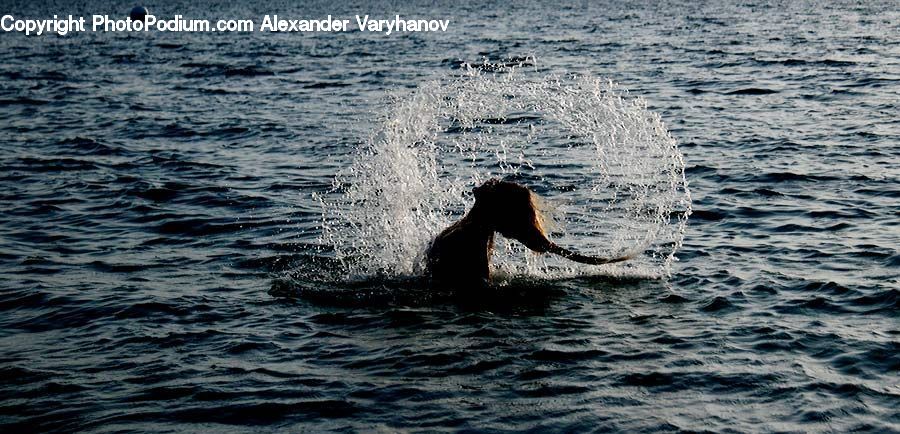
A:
318;70;691;281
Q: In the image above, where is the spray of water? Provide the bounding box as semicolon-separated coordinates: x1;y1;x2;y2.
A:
317;69;691;282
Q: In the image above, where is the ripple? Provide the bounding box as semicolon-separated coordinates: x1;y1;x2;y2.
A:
1;1;898;433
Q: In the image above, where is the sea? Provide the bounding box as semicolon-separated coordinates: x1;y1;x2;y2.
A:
1;0;898;432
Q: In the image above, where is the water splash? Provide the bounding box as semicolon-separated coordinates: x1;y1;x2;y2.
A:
318;69;691;281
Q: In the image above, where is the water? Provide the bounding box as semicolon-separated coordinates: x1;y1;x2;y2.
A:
317;72;690;281
1;0;898;432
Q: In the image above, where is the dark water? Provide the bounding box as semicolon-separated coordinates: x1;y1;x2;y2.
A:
2;0;899;432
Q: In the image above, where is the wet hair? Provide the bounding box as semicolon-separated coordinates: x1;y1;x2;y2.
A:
426;178;633;286
472;179;552;253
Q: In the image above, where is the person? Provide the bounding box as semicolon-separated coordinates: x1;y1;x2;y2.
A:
426;178;635;287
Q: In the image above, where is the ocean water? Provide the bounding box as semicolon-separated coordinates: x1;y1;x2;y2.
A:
1;0;899;432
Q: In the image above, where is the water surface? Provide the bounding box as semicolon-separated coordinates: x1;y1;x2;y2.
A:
1;0;898;432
